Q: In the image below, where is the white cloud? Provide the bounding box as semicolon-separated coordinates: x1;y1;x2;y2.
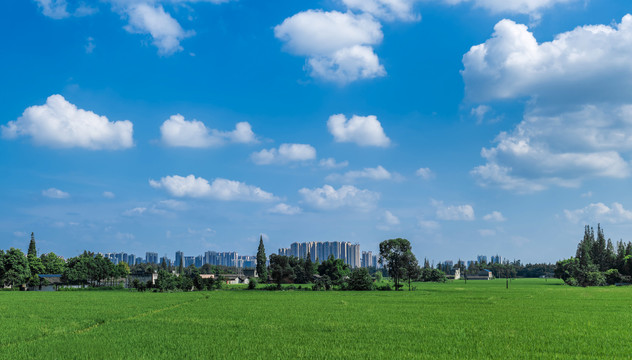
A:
115;232;135;240
416;167;434;180
35;0;70;19
251;144;316;165
160;114;256;148
443;0;576;22
299;184;379;210
123;207;147;216
472;105;632;192
319;158;349;169
462;16;632;105
103;191;115;199
42;188;69;199
327;165;394;182
85;36;96;53
433;200;475;221
342;0;420;21
2;95;133;150
564;202;632;224
465;17;632;192
149;174;276;202
383;210;400;225
268;203;302;215
123;3;194;55
274;10;385;83
328;114;390;147
483;211;506;222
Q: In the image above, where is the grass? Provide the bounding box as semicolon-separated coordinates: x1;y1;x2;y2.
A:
1;279;631;359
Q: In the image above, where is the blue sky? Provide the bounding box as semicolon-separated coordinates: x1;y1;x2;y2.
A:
3;0;632;263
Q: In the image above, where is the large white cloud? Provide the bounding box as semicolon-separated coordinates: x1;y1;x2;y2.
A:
2;95;133;150
565;202;632;224
472;105;632;192
342;0;420;21
466;16;632;192
462;16;632;105
35;0;97;19
299;184;380;210
123;3;194;55
149;174;276;201
328;114;391;147
160;114;256;148
274;10;385;84
251;144;316;165
326;165;394;182
433;200;475;221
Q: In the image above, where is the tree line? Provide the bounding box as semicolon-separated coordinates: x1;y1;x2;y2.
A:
555;224;632;286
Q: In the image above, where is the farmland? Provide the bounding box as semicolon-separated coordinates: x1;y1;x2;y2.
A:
1;279;631;359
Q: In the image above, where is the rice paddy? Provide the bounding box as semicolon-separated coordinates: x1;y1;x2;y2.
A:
1;279;631;359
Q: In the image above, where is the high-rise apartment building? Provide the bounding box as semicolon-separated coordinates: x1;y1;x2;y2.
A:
146;252;159;264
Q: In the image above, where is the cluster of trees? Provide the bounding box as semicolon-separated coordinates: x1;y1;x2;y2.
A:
62;251;130;287
263;238;445;291
137;266;225;292
0;233;67;288
556;225;632;286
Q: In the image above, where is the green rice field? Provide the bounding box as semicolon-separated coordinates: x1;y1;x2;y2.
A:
1;279;631;359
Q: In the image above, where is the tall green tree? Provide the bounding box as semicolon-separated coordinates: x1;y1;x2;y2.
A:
256;235;267;281
269;254;294;288
28;232;37;258
379;238;414;291
2;248;31;288
40;252;66;274
403;254;421;291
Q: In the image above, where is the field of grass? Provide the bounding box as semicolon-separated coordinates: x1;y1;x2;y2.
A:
1;278;631;359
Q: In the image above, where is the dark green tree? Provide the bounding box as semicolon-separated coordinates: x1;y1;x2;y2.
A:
2;248;31;288
317;255;349;286
256;235;267;281
379;238;414;291
40;252;65;274
347;267;374;290
304;252;315;280
269;254;294;288
28;232;37;258
404;254;421;291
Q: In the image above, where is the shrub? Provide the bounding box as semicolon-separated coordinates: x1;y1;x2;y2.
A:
347;268;374;291
248;278;258;290
605;269;622;285
376;284;392;291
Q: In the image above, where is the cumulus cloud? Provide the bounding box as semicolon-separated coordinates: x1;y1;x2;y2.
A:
328;114;390;147
466;16;632;192
274;10;385;83
483;211;506;222
433;200;475;221
160;114;256;148
462;16;632;105
327;165;394;182
251;144;316;165
268;203;302;215
416;167;434;180
2;95;133;150
42;188;70;199
103;191;115;199
150;175;276;201
472;106;632;192
122;3;194;55
564;202;632;224
319;158;349;169
342;0;420;21
299;184;379;210
383;210;400;225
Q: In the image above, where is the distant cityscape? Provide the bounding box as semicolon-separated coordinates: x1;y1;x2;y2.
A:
103;243;504;272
